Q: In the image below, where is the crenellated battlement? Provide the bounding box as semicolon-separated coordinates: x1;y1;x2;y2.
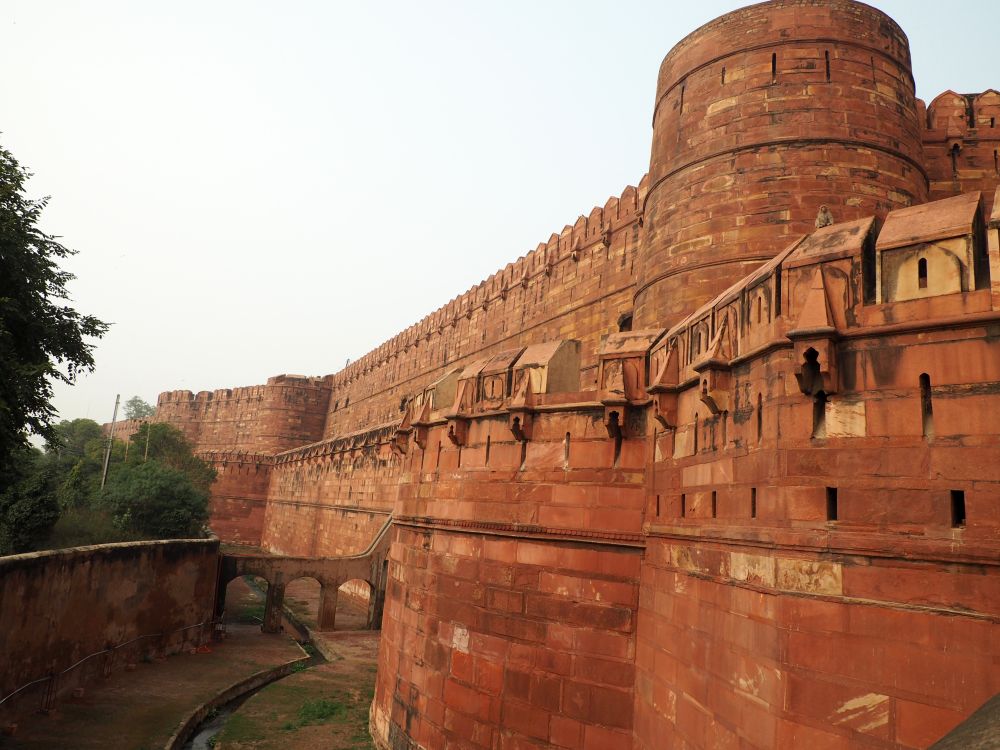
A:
324;179;646;392
922;90;1000;201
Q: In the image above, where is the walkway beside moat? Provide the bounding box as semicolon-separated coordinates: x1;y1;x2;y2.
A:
1;578;304;750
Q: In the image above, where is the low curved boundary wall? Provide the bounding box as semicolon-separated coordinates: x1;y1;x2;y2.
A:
0;539;220;719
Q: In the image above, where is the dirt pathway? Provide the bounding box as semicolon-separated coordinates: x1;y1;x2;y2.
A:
3;578;304;750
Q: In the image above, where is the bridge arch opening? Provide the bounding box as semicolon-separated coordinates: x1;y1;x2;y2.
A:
219;574;270;631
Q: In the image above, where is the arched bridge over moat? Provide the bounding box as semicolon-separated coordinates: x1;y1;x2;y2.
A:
216;520;393;633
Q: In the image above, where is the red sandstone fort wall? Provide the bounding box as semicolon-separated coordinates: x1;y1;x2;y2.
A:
922;90;1000;201
0;539;219;722
156;374;331;455
635;0;927;329
205;452;274;546
319;181;646;441
141;2;1000;748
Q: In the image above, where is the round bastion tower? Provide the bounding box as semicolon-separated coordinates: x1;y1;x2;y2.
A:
633;0;929;329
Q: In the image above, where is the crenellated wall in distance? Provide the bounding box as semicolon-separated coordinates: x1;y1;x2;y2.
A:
155;375;331;454
922;90;1000;201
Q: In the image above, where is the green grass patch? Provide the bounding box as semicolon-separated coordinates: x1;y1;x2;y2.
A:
297;697;347;725
218;712;266;743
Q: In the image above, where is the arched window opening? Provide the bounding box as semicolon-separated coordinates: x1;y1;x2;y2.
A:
951;143;961;175
920;373;934;439
618;313;633;333
918;258;928;289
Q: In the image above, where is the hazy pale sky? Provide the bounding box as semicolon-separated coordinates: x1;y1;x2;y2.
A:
3;1;998;426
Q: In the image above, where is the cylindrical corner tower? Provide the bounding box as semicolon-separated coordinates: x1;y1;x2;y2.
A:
633;0;928;329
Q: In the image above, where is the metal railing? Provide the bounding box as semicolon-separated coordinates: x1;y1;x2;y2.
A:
0;617;215;715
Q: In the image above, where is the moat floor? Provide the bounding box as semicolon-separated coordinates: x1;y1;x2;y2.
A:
2;578;304;750
215;631;379;750
211;577;380;749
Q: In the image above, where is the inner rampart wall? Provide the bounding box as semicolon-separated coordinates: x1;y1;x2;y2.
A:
0;539;219;721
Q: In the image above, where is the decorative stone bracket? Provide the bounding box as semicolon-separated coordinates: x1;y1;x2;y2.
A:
507;373;535;441
694;360;731;415
598;328;664;438
790;337;839;396
647;345;679;429
788;268;840;396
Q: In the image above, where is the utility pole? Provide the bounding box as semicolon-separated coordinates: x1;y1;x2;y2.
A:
100;394;120;489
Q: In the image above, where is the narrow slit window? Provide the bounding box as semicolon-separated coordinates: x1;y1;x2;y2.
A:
721;66;726;85
824;50;831;82
951;143;960;175
693;414;699;453
951;490;966;528
681;494;687;518
751;488;757;519
994;149;998;175
485;435;491;466
756;393;763;445
656;495;661;517
919;373;934;439
826;487;838;521
679;83;685;114
771;53;777;84
711;491;718;518
563;432;571;470
435;441;442;470
918;257;928;289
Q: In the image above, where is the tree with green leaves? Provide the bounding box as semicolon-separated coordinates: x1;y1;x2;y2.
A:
0;143;108;481
0;446;60;554
126;422;215;492
123;396;155;420
101;461;209;538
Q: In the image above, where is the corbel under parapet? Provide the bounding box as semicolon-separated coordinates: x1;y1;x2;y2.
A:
444;380;472;446
410;400;432;450
788;268;840;396
507;372;535;441
647;345;680;429
692;315;734;415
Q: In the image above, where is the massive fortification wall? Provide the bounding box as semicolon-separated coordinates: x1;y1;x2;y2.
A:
156;374;331;454
145;2;1000;748
634;0;929;330
319;180;646;440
